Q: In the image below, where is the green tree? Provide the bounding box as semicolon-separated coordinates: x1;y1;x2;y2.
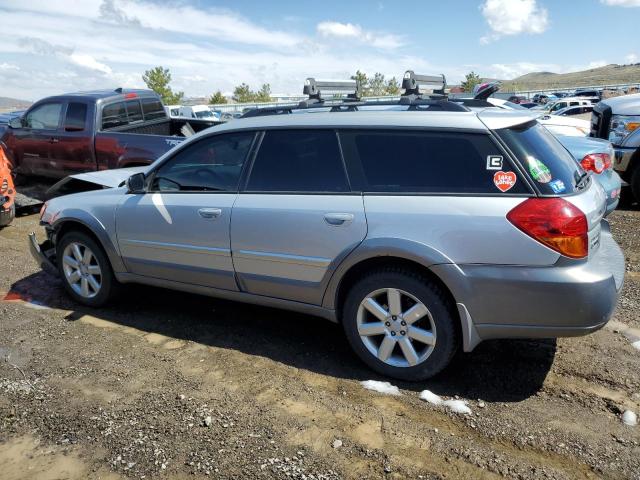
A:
350;70;369;97
385;77;400;95
255;83;272;103
461;71;482;93
232;83;254;103
142;66;184;104
368;72;387;97
208;90;228;104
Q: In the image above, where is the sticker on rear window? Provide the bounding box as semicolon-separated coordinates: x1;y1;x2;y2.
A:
526;156;552;184
486;155;503;170
549;179;566;193
493;171;517;192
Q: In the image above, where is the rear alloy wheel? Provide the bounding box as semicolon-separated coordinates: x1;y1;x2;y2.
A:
343;269;458;381
57;231;118;307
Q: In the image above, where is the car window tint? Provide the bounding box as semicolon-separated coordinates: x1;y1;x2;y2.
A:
141;98;165;120
152;132;254;192
102;102;128;129
64;103;87;131
247;130;349;192
24;103;62;130
126;100;143;123
340;130;529;194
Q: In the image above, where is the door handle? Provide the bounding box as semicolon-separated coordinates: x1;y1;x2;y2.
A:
323;213;354;226
49;137;59;144
198;207;222;219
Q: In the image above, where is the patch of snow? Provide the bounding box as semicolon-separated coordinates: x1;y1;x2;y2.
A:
419;389;443;405
622;410;637;426
361;380;401;396
419;389;472;415
632;340;640;351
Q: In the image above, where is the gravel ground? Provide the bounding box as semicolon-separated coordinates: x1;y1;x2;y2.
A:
0;204;639;480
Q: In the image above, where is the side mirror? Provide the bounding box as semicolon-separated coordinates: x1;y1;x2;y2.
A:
9;117;22;129
126;172;146;194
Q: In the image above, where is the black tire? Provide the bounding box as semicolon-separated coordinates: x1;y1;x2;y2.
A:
56;231;119;307
342;268;458;381
630;167;640;207
0;203;15;227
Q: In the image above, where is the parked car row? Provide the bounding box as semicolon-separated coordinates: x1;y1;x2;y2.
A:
27;72;624;381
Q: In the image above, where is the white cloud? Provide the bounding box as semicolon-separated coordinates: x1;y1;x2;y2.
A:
70;53;112;74
480;0;549;44
0;63;20;71
626;53;639;63
316;21;404;49
601;0;640;6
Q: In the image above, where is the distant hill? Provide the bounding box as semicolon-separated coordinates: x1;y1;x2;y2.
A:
501;64;640;92
0;97;31;112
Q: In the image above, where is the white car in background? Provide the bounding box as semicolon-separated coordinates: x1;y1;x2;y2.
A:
179;105;220;120
545;98;592;114
487;98;590;136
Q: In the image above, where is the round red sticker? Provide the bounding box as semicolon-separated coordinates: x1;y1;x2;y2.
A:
493;171;516;192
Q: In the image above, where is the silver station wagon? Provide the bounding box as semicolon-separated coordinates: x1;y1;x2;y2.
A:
30;73;625;380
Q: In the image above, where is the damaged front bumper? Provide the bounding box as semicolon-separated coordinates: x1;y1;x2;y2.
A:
28;232;58;276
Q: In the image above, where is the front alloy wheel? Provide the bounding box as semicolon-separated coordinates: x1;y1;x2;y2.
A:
357;288;436;368
62;242;102;298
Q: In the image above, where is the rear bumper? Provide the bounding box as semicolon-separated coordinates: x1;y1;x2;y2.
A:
432;221;625;351
28;232;58;276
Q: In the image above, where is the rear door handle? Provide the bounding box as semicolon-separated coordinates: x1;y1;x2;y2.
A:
49;137;59;144
198;207;222;219
324;213;354;226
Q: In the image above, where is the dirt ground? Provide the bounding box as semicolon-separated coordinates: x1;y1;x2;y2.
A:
0;203;639;480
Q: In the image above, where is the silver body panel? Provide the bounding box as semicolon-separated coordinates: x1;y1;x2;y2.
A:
35;107;625;352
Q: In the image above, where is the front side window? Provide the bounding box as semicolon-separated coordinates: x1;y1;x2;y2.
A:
102;102;128;129
64;102;87;131
24;103;62;130
247;130;349;192
151;132;254;192
340;130;529;194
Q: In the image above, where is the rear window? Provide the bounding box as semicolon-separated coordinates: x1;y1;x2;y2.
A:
141;98;165;120
126;99;143;123
102;101;128;130
340;130;530;194
496;121;584;195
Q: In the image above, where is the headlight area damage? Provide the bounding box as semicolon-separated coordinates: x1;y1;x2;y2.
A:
32;167;148;276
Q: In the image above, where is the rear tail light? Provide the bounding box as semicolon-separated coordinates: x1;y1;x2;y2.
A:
507;198;588;259
581;153;611;174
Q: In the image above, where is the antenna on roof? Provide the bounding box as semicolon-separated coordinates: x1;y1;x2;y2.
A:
114;87;123;94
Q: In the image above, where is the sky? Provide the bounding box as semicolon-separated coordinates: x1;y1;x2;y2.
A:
0;0;639;100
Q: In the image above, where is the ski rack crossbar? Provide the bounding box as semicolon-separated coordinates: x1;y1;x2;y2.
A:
241;71;465;118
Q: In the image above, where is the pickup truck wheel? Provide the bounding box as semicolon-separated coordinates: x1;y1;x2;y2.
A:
342;268;458;381
57;231;118;307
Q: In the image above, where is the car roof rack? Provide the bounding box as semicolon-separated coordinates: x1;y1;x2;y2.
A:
241;71;466;118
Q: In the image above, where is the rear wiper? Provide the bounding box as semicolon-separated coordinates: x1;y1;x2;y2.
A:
575;171;589;188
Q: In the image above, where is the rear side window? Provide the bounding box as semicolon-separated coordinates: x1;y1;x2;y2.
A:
141;98;165;120
340;130;529;194
126;100;143;123
102;102;128;129
247;130;349;192
64;102;87;131
496;121;583;195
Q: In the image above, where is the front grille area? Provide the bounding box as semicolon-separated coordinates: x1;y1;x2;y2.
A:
590;103;612;139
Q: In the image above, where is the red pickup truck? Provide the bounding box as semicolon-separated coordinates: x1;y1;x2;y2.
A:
0;89;219;179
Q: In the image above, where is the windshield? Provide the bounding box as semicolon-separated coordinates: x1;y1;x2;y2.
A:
496;121;585;195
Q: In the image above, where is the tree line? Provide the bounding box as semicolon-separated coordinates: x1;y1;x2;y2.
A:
142;66;483;106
